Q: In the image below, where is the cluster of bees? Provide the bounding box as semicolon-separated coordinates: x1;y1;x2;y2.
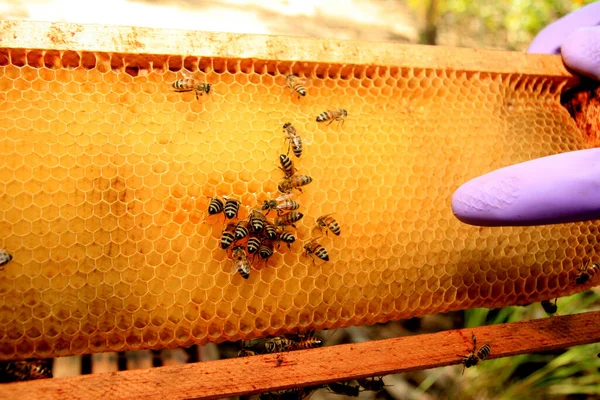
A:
540;261;600;316
0;359;52;383
196;73;344;280
236;331;387;399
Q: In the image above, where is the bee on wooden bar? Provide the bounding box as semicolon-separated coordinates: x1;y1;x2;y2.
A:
171;69;211;100
277;228;296;249
327;381;360;397
283;123;304;158
575;261;600;285
303;240;329;264
264;222;278;241
223;196;241;220
260;387;317;400
237;348;257;357
459;333;491;375
258;241;274;261
275;212;304;228
278;154;296;178
290;331;322;350
220;223;237;250
207;197;224;216
0;360;52;383
262;195;300;215
0;249;13;268
316;214;341;236
247;235;261;255
232;245;251;279
278;175;312;194
316;108;347;126
541;299;558;315
265;336;295;353
235;220;250;241
357;377;386;392
285;74;308;97
249;208;268;233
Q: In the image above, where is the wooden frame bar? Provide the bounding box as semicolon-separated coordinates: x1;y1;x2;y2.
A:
3;310;600;400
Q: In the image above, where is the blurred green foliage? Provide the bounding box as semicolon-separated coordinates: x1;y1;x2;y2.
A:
408;0;598;50
439;290;600;399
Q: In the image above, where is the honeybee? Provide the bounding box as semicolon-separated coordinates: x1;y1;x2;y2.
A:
235;220;250;241
258;241;274;261
223;196;241;220
171;69;211;100
575;261;600;285
207;197;224;216
247;235;261;255
237;348;257;357
277;228;296;249
262;195;300;215
303;240;329;264
275;212;304;228
316;108;348;126
0;360;52;382
278;175;313;194
278;154;296;178
285;74;308;97
0;249;13;268
327;381;360;397
541;299;558;315
264;222;278;241
265;336;295;353
260;387;317;400
459;333;491;374
291;331;323;350
316;214;341;236
220;223;238;249
357;377;386;392
249;208;268;233
282;123;304;158
232;245;251;279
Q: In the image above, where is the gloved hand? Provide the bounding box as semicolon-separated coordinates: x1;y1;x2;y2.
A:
452;2;600;227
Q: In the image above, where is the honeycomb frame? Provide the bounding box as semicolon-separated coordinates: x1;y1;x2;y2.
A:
0;21;596;360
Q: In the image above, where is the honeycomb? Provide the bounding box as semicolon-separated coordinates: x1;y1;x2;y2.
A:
0;36;598;360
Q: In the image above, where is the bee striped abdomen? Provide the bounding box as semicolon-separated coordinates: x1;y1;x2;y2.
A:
304;240;329;263
234;221;250;241
316;108;348;125
249;209;267;233
477;344;491;360
279;154;296;178
259;242;274;260
172;78;193;90
224;197;240;219
275;212;304;227
317;214;341;236
208;197;224;215
264;224;277;240
247;236;261;254
265;337;293;353
293;337;322;350
232;246;251;279
285;74;307;97
220;223;237;249
279;231;295;248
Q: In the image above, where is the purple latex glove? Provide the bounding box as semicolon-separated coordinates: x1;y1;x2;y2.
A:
452;2;600;227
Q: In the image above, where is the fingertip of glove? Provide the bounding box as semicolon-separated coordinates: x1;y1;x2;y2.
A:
562;26;600;80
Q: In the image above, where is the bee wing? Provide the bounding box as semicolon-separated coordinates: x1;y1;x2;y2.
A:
275;193;296;202
181;69;193;79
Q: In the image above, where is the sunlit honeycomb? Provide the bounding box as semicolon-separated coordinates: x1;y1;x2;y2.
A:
0;47;596;360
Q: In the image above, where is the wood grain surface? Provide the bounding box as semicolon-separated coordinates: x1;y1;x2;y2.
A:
2;310;600;400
